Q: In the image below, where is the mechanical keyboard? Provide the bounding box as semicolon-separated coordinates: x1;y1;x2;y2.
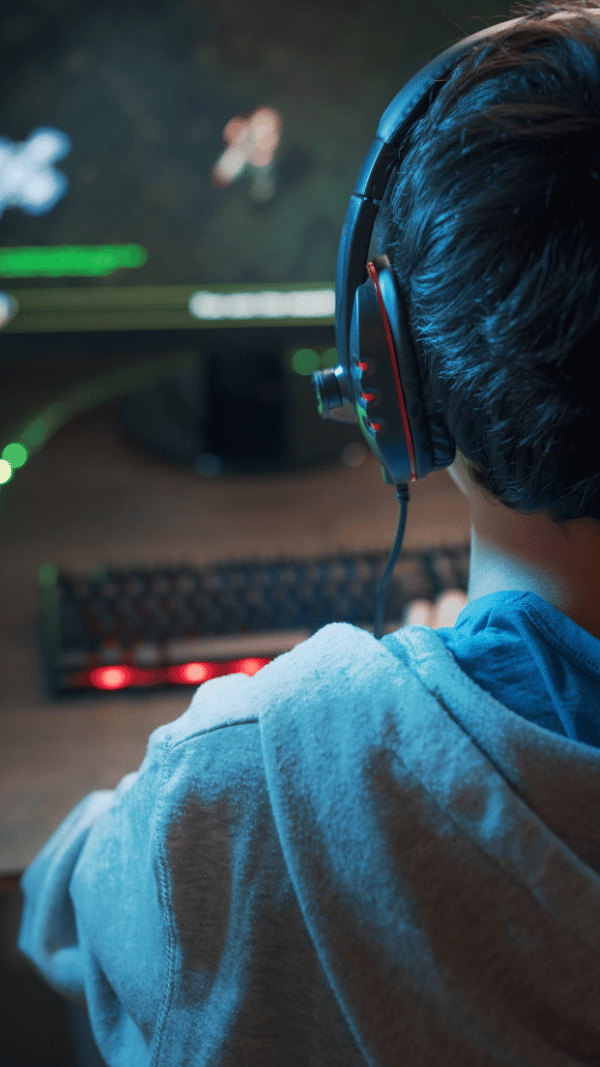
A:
39;543;470;694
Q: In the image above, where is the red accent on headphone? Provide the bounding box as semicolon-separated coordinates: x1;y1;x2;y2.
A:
365;261;417;482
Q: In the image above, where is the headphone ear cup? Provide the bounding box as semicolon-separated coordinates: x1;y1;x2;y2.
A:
349;258;420;484
369;256;456;477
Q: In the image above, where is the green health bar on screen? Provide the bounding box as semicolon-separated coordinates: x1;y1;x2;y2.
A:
0;245;148;277
0;283;336;332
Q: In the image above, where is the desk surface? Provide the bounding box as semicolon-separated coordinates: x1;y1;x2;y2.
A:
0;401;470;876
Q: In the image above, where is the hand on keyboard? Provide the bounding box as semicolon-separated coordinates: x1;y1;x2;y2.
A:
402;589;468;629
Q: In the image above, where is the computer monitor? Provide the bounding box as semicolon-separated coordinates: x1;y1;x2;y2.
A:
0;0;485;475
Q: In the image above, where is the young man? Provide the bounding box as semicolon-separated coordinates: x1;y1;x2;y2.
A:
18;3;600;1065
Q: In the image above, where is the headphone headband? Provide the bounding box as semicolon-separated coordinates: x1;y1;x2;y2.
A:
335;16;525;378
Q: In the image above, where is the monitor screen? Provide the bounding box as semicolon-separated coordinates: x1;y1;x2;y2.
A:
0;0;497;333
0;0;499;482
1;0;378;296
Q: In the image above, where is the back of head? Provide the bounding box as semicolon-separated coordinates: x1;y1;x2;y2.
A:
380;0;600;525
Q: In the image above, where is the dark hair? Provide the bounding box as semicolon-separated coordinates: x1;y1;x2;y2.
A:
382;0;600;524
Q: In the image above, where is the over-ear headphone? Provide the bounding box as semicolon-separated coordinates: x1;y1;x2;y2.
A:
311;16;523;637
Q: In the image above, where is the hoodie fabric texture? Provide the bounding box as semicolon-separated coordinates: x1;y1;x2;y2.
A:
17;592;600;1067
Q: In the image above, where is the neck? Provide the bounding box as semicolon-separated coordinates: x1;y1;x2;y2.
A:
467;495;600;641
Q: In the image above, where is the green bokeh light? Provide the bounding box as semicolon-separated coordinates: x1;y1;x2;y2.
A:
291;348;320;375
2;442;28;468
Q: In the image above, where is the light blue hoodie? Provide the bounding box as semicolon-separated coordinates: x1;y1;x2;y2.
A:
18;615;600;1066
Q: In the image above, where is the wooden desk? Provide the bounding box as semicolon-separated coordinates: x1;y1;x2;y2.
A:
0;402;470;877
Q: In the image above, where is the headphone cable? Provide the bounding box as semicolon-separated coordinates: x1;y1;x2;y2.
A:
373;483;410;640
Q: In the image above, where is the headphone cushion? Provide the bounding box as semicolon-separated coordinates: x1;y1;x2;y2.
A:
370;256;456;478
425;383;457;471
